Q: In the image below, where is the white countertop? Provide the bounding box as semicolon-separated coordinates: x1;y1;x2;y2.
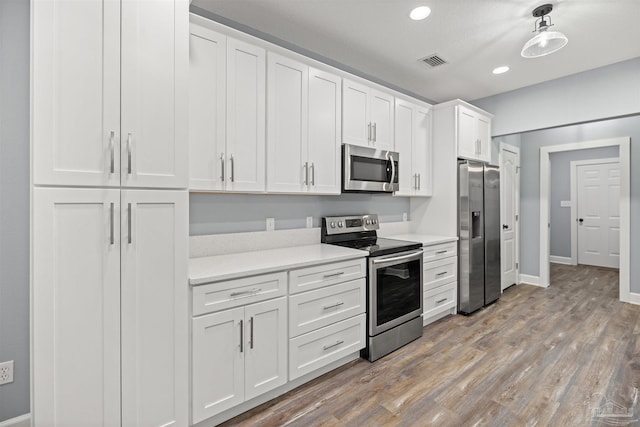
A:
189;244;368;285
385;234;458;246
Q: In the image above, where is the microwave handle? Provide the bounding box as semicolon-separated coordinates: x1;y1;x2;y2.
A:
387;153;396;187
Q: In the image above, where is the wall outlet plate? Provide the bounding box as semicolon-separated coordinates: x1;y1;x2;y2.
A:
402;212;408;221
306;216;313;228
266;217;275;232
560;200;572;207
0;360;14;385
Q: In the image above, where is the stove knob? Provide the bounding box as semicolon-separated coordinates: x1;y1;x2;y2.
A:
372;219;377;225
338;221;344;227
330;222;336;228
365;219;371;225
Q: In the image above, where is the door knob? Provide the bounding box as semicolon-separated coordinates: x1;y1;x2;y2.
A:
502;224;508;230
578;218;584;223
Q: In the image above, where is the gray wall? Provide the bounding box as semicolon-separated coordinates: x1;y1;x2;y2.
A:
0;0;30;421
191;193;410;235
474;57;640;136
515;115;639;290
549;147;619;258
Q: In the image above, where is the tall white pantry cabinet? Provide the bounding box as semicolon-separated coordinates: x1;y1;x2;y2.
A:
31;1;189;427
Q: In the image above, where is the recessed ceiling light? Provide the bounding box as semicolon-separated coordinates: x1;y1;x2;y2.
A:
492;66;510;75
410;6;431;20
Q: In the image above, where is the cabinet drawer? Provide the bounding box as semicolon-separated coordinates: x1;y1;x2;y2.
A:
422;241;457;263
192;272;287;316
289;258;366;294
289;278;365;338
289;314;365;380
423;257;458;292
423;282;457;319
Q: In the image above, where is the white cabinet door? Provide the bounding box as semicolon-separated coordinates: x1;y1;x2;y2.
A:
121;190;188;427
457;106;477;160
267;53;308;193
394;99;415;196
226;37;266;192
414;105;432;196
476;114;491;163
32;0;121;187
192;308;245;424
244;297;288;400
121;0;188;190
342;79;370;147
370;89;394;151
308;68;341;194
189;24;227;191
33;188;121;427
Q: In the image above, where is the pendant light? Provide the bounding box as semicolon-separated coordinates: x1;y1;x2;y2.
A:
521;4;568;58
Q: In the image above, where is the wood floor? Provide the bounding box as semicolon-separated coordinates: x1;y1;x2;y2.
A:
221;264;640;427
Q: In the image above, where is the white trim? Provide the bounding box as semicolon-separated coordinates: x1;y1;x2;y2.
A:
625;292;640;306
569;157;619;266
550;256;572;265
539;137;630;302
519;274;547;288
499;142;521;290
0;414;31;427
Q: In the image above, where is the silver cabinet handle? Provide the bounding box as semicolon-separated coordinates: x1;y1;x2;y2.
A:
303;162;309;186
249;317;254;349
220;153;225;182
310;162;315;186
127;203;132;244
230;155;235;182
323;340;344;351
127;133;132;175
323;302;344;310
436;271;447;276
109;131;115;174
367;122;372;142
230;288;262;297
373;123;377;142
323;271;344;279
239;320;244;353
435;250;448;255
109;202;115;245
436;298;448;304
413;173;417;190
388;153;396;188
418;173;421;190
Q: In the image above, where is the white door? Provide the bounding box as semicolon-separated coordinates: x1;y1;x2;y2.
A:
308;68;341;194
121;190;188;427
342;79;370;147
244;297;288;400
32;0;120;187
500;146;519;290
393;99;414;196
226;37;266;192
413;105;432;196
121;0;187;190
267;53;308;193
192;308;245;424
33;188;121;427
370;89;394;151
457;106;477;160
188;24;226;191
577;163;620;268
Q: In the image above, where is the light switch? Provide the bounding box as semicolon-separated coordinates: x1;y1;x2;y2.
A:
560;200;572;208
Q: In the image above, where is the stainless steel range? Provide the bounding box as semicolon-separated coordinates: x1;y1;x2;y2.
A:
321;214;424;361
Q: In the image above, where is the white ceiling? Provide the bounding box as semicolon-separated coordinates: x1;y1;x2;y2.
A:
191;0;640;103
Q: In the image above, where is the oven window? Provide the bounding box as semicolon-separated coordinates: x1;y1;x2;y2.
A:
376;258;421;326
350;156;391;183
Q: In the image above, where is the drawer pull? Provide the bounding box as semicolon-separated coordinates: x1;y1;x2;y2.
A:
436;271;448;276
230;288;262;297
436;298;448;304
435;250;448;255
322;340;344;351
322;302;344;310
323;272;345;279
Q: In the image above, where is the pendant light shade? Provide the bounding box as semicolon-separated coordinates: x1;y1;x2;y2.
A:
521;4;568;58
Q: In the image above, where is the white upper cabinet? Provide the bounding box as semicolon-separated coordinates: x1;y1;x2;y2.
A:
394;99;432;197
342;79;394;151
456;104;492;163
266;53;341;194
33;0;188;189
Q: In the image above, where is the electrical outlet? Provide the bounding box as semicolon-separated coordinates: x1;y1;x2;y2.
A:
0;360;14;385
402;212;408;221
306;216;313;228
266;217;275;232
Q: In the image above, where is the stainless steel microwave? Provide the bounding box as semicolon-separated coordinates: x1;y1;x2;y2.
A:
342;144;399;192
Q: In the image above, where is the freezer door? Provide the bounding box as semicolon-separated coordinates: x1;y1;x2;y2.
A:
484;164;501;305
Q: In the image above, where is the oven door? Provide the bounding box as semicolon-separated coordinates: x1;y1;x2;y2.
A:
343;144;399;192
368;249;423;336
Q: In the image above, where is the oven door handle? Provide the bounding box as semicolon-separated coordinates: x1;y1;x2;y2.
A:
372;249;423;265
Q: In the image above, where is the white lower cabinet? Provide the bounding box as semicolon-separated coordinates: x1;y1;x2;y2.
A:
192;297;287;424
422;241;458;326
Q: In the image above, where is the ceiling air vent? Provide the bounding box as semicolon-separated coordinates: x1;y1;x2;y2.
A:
419;54;447;68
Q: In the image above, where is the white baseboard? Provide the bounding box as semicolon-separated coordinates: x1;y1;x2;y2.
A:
550;255;572;265
519;274;548;288
0;414;30;427
622;292;640;306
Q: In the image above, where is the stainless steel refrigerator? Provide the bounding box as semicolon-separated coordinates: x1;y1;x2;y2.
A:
458;160;501;314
